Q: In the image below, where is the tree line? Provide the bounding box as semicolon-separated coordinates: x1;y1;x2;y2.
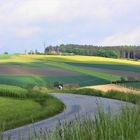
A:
45;44;140;59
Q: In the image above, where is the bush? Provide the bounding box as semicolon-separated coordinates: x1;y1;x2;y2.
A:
120;76;127;82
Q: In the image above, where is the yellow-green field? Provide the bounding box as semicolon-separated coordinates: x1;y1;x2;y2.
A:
1;55;140;65
0;54;140;88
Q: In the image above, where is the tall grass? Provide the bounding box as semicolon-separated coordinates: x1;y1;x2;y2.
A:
22;105;140;140
0;85;28;98
0;84;49;99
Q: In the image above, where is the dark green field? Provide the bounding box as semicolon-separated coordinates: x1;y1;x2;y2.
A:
43;75;109;86
66;62;140;73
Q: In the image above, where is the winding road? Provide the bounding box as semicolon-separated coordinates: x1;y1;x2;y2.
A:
3;93;131;140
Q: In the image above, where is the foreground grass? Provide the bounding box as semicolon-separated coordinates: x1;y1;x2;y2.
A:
0;86;140;140
0;85;64;131
18;105;140;140
19;88;140;140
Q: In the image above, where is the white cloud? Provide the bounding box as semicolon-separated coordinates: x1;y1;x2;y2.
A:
15;26;42;37
0;0;139;25
0;0;140;50
100;27;140;46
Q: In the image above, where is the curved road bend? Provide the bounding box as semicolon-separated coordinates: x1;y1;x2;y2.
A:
3;93;132;140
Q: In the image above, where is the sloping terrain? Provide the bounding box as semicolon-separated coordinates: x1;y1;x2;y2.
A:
0;55;140;88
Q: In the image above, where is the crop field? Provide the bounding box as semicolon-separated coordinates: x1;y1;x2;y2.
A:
67;63;140;73
43;75;109;86
0;75;46;88
0;54;140;88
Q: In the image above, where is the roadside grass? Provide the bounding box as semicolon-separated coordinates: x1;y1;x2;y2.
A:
0;84;28;98
28;88;140;140
0;75;46;88
3;87;139;140
59;88;140;104
29;105;140;140
0;84;48;99
0;85;64;131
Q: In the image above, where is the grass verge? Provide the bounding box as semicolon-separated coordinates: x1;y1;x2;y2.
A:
0;85;64;131
58;88;140;104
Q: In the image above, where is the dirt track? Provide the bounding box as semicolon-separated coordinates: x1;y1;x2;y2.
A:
0;64;82;76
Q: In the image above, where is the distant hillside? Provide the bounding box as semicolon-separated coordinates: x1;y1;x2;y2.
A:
45;44;140;59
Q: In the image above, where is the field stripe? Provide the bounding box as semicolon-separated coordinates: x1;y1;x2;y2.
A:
46;61;121;81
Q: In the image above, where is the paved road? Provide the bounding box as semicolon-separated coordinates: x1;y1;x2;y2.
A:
3;93;131;140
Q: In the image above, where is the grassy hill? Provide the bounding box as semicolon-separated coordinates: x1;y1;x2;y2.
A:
0;84;64;130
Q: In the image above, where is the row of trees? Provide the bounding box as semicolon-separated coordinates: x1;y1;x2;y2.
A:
45;44;140;58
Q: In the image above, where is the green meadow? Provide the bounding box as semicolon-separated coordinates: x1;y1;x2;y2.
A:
0;84;64;130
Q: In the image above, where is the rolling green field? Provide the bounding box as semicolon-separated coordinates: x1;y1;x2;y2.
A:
67;62;140;73
0;54;14;59
43;75;109;86
0;75;46;88
0;54;140;88
0;84;64;130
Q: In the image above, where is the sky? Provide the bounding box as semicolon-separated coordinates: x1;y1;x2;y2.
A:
0;0;140;53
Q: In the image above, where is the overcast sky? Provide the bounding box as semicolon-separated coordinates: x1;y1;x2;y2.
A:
0;0;140;53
